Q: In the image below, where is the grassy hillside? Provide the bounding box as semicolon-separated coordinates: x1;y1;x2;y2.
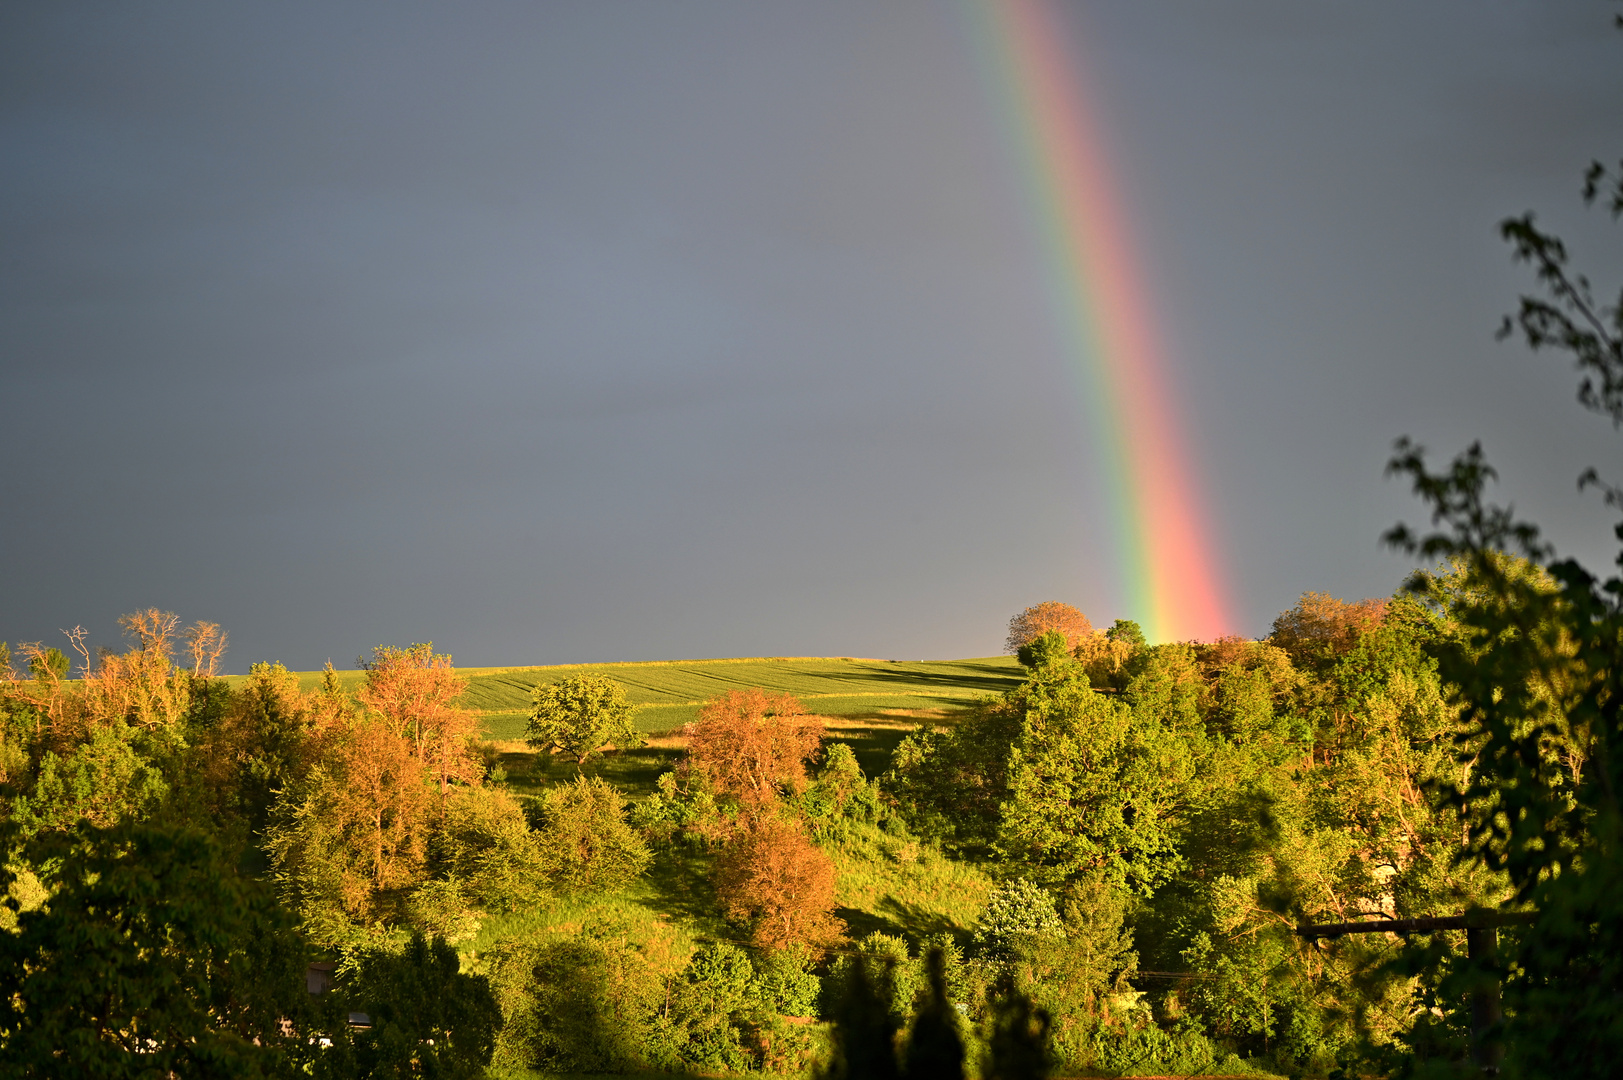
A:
243;655;1025;743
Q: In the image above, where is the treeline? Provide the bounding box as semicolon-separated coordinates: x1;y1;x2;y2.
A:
883;594;1474;1075
0;574;1609;1078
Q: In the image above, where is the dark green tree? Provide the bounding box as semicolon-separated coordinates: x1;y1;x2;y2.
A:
346;932;501;1080
1384;138;1623;1075
1016;629;1074;672
0;821;323;1079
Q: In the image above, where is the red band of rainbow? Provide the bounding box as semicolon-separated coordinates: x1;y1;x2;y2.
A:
965;0;1232;642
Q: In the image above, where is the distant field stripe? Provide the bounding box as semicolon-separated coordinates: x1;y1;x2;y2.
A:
470;690;987;712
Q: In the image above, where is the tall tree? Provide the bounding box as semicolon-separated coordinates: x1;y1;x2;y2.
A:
0;821;322;1079
1380;94;1623;1073
713;811;843;951
358;643;478;811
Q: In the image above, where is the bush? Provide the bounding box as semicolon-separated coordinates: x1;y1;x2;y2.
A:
534;774;651;893
488;934;661;1074
973;879;1062;959
346;932;501;1080
655;942;764;1073
434;784;550;911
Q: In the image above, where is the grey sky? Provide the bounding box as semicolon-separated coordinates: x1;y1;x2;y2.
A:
4;1;1621;670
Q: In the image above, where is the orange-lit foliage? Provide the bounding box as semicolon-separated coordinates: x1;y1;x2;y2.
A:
713;812;843;952
328;717;434;916
1268;592;1388;667
80;610;191;732
1006;601;1093;654
9;609;228;745
684;689;823;807
358;643;479;807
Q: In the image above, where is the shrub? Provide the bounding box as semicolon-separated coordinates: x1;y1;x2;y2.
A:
800;742;883;831
434;784;550;911
534;774;651;893
488;934;661;1074
828;931;922;1024
346;933;501;1080
656;942;764;1072
973;879;1062;959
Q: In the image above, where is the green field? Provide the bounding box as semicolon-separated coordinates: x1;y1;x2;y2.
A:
243;655;1025;743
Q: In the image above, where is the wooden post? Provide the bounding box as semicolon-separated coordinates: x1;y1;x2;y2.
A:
1465;924;1502;1074
1296;911;1530;1075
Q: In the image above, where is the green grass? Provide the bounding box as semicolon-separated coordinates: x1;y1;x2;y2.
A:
463;656;1022;740
230;655;1024;746
825;822;995;943
458;656;1023;712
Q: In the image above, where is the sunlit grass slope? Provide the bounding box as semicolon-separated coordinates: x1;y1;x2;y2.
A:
253;656;1024;741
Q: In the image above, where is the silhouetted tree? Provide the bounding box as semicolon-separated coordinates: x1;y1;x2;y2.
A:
903;949;966;1080
820;957;903;1080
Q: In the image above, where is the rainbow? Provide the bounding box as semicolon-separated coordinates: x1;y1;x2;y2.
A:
963;0;1231;642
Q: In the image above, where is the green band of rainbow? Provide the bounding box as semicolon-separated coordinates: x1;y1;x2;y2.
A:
964;0;1232;642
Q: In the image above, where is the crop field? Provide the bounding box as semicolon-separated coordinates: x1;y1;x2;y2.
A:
245;655;1025;743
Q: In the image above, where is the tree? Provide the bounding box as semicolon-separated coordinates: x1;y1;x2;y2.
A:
1006;602;1093;655
0;821;322;1079
525;674;638;766
684;689;823;808
203;661;318;831
358;643;479;811
266;715;434;941
994;669;1193;891
182;620;228;678
713;811;843;951
8;724;167;838
1267;591;1388;671
1378;110;1623;1074
1016;630;1074;672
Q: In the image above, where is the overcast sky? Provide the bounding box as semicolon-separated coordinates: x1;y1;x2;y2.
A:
4;1;1621;670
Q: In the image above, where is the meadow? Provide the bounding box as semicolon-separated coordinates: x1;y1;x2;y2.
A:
243;653;1025;745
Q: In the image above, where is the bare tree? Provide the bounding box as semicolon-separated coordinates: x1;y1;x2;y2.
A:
184;621;229;677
